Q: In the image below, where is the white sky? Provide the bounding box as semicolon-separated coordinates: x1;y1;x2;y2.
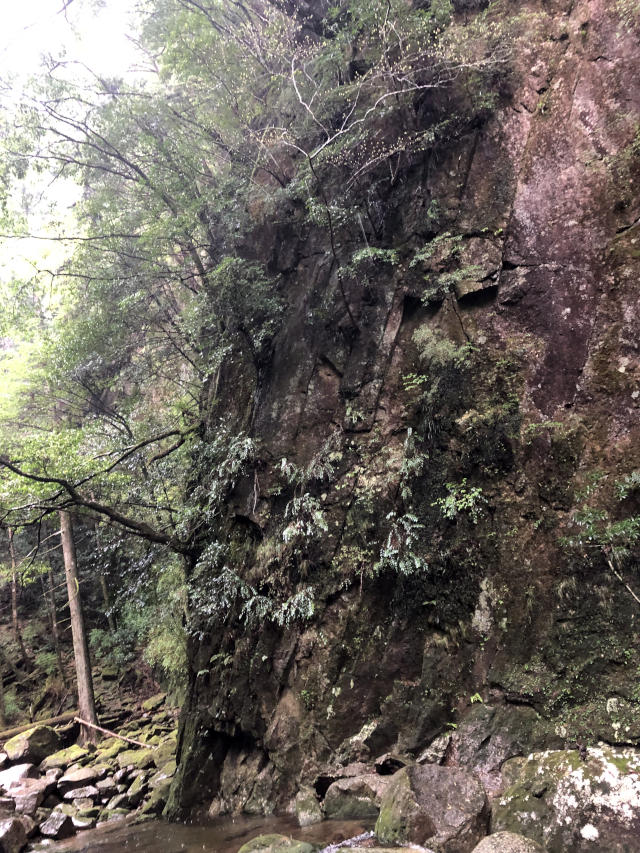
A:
0;0;142;82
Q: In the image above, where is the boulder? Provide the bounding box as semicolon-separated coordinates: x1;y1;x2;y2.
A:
0;798;15;818
142;693;166;713
375;753;413;776
141;779;171;816
0;766;37;794
471;833;546;852
39;808;75;839
116;748;155;771
295;786;323;827
40;745;89;771
0;817;27;853
10;779;54;816
492;745;640;851
96;777;118;799
149;759;176;789
62;785;99;802
4;727;60;765
443;705;561;795
58;765;107;793
375;764;488;853
14;814;37;839
324;774;389;819
237;835;315;853
127;772;148;807
417;733;451;766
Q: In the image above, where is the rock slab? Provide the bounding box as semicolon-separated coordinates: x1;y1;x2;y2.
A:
376;764;488;853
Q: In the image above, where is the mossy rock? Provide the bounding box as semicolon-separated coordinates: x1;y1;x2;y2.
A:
144;779;172;816
40;744;90;771
95;739;129;762
295;786;323;827
116;748;156;771
492;745;640;851
237;834;315;853
4;727;61;764
142;693;166;713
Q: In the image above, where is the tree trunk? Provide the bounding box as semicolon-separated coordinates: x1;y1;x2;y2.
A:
44;566;68;687
99;573;117;633
7;528;28;664
60;511;98;743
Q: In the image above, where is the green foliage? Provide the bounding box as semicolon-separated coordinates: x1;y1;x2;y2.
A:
375;511;428;576
433;479;487;524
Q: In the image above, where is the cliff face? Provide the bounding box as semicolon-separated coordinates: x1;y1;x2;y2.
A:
168;0;640;818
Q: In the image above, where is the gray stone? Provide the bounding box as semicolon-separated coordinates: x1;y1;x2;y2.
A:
376;764;488;852
0;817;27;853
492;745;640;851
15;814;37;839
324;774;389;819
62;785;98;801
39;745;89;771
0;765;37;793
472;833;546;853
39;809;75;839
294;786;322;827
237;835;315;853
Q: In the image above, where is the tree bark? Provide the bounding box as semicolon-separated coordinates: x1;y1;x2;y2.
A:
60;511;98;743
7;528;29;665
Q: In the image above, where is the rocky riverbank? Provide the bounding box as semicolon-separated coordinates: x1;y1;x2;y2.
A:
0;693;176;852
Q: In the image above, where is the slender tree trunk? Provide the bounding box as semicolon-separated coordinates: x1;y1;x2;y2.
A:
7;528;28;664
44;566;68;687
99;574;116;633
0;666;5;727
60;511;98;743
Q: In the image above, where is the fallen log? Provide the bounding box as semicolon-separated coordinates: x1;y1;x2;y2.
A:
0;710;78;742
74;716;154;749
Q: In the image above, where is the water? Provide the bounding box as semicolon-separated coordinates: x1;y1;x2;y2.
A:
31;815;375;853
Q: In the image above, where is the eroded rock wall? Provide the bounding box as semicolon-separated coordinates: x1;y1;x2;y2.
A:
168;0;640;819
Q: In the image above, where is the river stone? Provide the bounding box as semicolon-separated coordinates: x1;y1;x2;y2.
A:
62;785;98;801
40;744;89;771
15;813;37;839
471;833;546;852
96;777;118;798
324;774;389;819
39;809;75;839
4;726;61;765
0;798;15;818
375;764;488;852
492;745;640;851
237;834;315;853
0;765;37;793
59;765;107;792
295;786;323;826
0;817;27;853
117;748;156;771
142;693;166;712
10;778;54;815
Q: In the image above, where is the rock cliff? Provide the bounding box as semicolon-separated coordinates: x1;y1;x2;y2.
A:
167;0;640;822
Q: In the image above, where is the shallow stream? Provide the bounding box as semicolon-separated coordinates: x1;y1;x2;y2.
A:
31;815;374;853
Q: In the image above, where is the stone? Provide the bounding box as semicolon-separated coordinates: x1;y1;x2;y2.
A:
95;739;128;762
4;727;61;765
40;744;89;771
142;693;166;713
127;772;149;806
0;766;37;793
375;764;488;852
15;814;37;839
96;777;118;798
62;786;98;801
72;813;97;830
417;734;451;766
39;809;75;839
324;774;389;819
294;786;323;827
10;779;54;816
71;797;95;810
492;745;640;852
0;798;15;818
237;834;315;853
443;705;561;795
116;749;155;771
149;760;176;789
0;817;27;853
471;833;546;853
106;793;129;810
100;664;119;681
141;779;171;816
58;764;107;793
